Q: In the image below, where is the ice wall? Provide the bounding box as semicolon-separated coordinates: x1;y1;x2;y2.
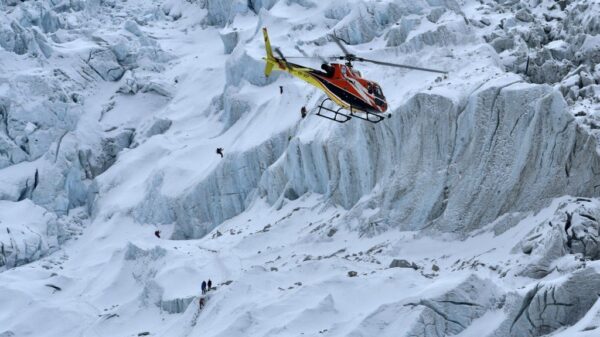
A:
261;79;600;233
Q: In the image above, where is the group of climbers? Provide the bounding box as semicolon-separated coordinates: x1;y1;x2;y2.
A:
201;279;212;294
199;279;213;309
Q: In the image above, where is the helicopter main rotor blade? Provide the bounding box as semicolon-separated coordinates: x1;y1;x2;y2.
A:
359;57;448;74
294;45;328;64
274;47;293;69
294;45;310;57
274;47;286;61
284;56;322;59
330;34;351;57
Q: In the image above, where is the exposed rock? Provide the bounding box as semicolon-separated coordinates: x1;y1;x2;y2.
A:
389;259;418;269
348;270;358;277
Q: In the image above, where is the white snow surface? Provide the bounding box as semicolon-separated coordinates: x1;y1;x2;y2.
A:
1;0;600;336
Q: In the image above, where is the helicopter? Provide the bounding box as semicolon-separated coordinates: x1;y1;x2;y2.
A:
262;27;447;124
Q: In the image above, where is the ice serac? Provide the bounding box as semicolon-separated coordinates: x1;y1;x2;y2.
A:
161;296;195;314
404;275;501;337
203;0;248;27
331;1;413;45
348;275;501;337
0;200;58;270
492;268;600;337
261;78;600;233
515;199;600;278
133;131;292;239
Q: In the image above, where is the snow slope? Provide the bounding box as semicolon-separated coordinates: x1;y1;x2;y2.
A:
1;0;600;336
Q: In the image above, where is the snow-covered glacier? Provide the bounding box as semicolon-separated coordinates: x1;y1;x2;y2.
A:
1;0;600;336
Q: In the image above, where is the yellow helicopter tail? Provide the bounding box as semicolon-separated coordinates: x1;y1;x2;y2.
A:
262;27;276;77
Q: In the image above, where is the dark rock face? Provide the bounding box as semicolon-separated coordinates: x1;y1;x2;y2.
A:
389;259;418;269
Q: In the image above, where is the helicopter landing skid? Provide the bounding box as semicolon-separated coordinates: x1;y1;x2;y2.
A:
316;98;385;124
349;108;385;124
316;98;352;123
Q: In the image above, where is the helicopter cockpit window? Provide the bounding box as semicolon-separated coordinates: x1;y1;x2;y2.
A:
367;84;374;94
373;85;384;98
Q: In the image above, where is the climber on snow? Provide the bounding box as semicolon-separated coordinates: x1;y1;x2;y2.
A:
216;147;224;158
201;280;207;294
207;279;212;291
300;106;307;118
154;230;161;238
